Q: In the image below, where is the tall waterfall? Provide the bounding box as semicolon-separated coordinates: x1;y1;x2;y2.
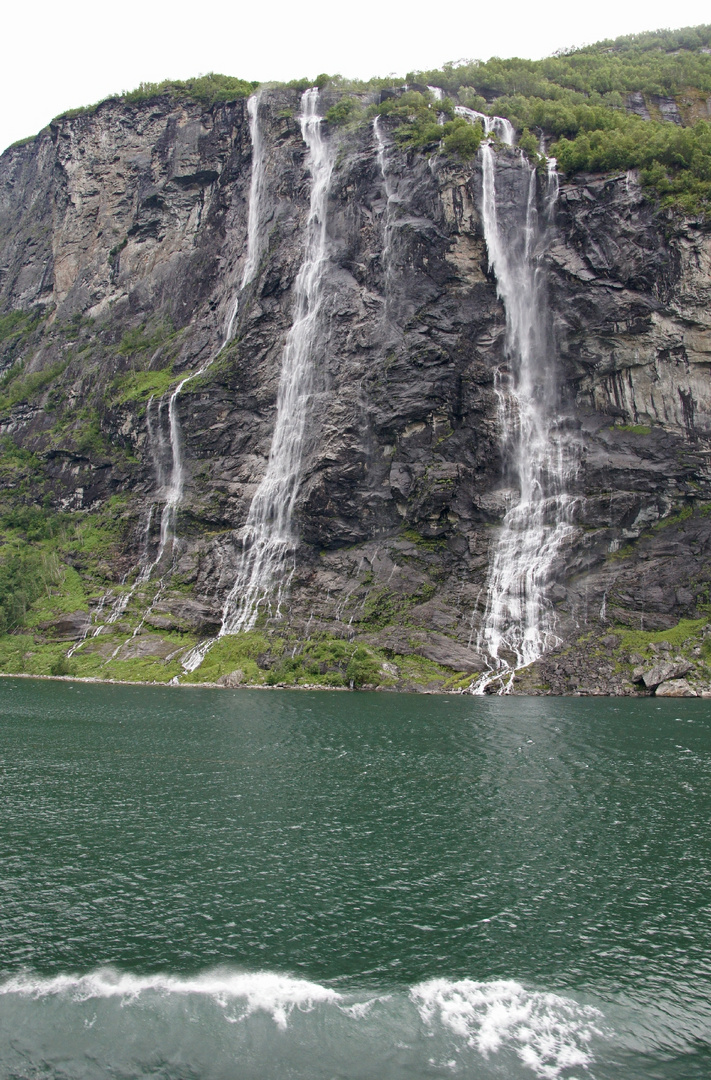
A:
472;136;577;691
372;117;397;304
183;88;334;671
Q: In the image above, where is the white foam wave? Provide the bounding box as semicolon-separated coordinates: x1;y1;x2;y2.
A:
1;968;606;1069
411;978;603;1078
0;968;340;1030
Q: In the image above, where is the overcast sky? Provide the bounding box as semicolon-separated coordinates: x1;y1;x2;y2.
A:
2;0;710;153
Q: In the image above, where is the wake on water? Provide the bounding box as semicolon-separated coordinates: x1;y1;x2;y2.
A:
0;968;604;1079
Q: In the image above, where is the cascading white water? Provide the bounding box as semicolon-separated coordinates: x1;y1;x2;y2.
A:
454;106;515;147
225;91;266;341
426;85;446;124
182;88;334;672
240;92;266;291
469;129;577;692
372;117;397;300
373;116;391;193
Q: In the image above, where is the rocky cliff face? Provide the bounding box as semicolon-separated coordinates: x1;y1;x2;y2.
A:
1;88;711;693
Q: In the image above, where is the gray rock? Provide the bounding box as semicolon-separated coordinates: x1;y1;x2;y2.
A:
415;635;487;673
218;669;245;688
366;628;486;673
40;611;91;641
642;660;693;690
115;636;178;660
655;679;697;698
149;599;221;634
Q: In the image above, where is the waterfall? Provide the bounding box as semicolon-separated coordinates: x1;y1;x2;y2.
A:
372;117;397;301
182;87;334;672
225;90;266;341
454;106;515;147
472;137;577;693
426;86;445;124
75;91;266;653
240;92;266;291
151;89;267;570
141;90;267;572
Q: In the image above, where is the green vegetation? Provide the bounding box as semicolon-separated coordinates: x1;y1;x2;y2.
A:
0;493;128;646
109;237;128;258
401;528;447;551
186;632;270;685
0;360;67;414
0;547;64;633
0;309;41;345
616;616;707;657
117;321;176;358
612;423;653;434
111;368;176;404
304;26;711;206
181;630;466;691
0;308;44;369
186;632;386;688
371;91;483;159
52;74;259;124
326;96;364;126
553;119;711;212
413;26;711;102
122;73;258;106
106;322;182;404
410;25;711;210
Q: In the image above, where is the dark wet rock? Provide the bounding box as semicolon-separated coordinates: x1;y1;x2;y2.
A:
1;90;711;693
147;599;222;634
38;611;91;641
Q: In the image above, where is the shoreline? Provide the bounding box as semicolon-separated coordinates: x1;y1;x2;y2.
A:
0;670;687;697
0;671;459;694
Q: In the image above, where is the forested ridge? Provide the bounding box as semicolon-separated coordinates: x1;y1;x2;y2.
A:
12;24;711;212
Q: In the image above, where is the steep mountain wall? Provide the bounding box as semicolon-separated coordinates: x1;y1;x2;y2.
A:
1;89;710;693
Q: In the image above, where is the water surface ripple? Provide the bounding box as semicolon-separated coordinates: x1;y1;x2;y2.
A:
1;681;710;1077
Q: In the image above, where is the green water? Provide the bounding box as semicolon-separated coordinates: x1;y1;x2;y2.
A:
1;679;710;1078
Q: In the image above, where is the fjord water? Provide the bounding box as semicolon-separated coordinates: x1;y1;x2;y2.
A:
1;681;710;1078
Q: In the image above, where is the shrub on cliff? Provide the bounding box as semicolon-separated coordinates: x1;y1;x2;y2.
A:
122;73;258;106
442;117;484;159
326;96;364;126
552;118;711;211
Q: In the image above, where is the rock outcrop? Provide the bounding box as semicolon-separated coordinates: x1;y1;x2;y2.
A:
1;87;711;692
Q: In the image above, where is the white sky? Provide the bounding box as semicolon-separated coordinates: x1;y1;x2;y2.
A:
2;0;710;153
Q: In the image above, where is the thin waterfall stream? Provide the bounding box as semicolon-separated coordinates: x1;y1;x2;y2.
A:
74;91;267;651
147;88;267;581
372;117;397;312
183;87;334;672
